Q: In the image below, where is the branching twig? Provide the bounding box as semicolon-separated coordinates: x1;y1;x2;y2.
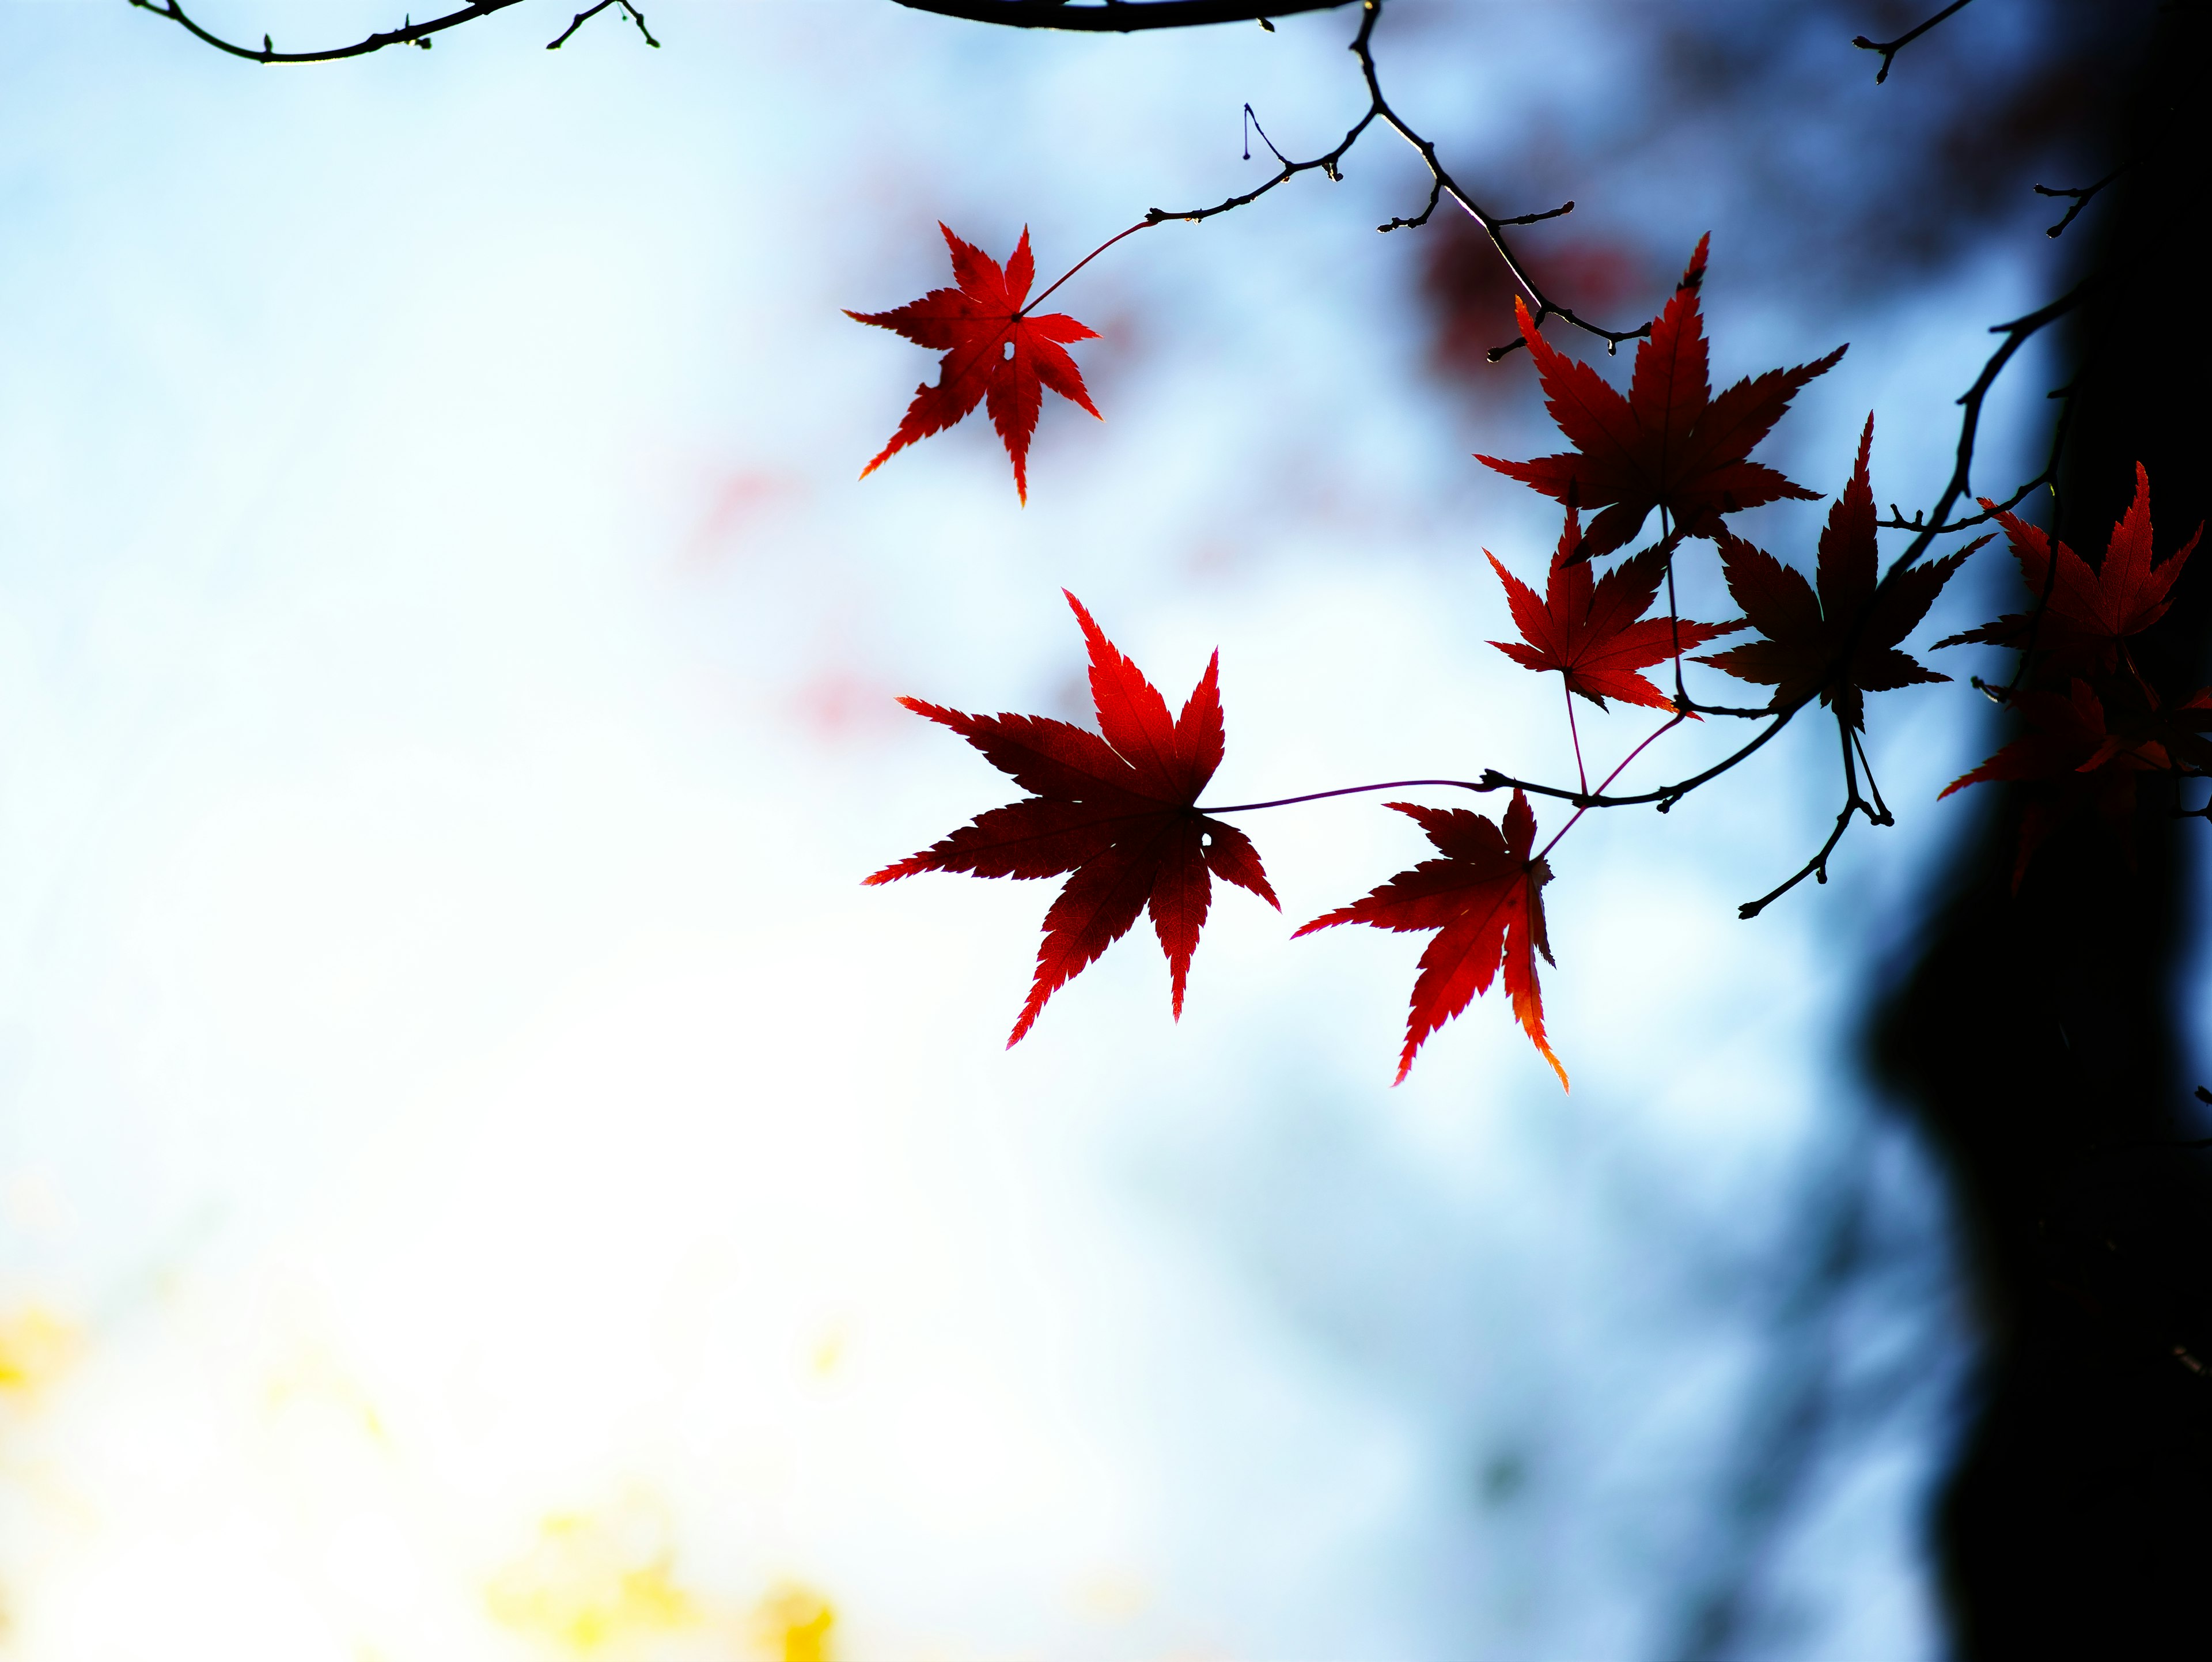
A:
547;0;658;50
1143;2;1649;358
1851;0;1973;84
2037;167;2127;238
1872;278;2094;542
1738;717;1891;919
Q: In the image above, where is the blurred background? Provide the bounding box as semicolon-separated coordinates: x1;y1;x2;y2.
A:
0;1;2160;1656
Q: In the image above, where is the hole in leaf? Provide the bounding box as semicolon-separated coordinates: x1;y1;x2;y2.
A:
1002;340;1014;359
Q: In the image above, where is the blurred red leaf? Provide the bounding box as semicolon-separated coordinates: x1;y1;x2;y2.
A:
1936;464;2203;672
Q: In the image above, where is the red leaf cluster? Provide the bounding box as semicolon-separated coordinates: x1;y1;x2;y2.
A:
1937;466;2207;885
866;592;1276;1044
1936;464;2202;672
848;224;1100;504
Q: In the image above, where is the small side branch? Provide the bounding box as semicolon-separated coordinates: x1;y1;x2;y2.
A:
1851;0;1973;84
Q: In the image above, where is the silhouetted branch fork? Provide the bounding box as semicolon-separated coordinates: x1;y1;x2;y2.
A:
1738;720;1885;918
547;0;657;49
1851;0;1973;84
889;0;1353;30
1876;276;2094;577
2036;166;2127;238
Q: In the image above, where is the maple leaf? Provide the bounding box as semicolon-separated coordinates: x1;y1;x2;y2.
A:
1699;415;1978;730
1476;235;1847;563
1934;463;2204;672
847;224;1101;505
1294;790;1565;1089
1487;507;1745;709
1937;677;2196;890
866;591;1277;1044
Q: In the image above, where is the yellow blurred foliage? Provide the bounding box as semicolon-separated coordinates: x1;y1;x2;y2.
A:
486;1500;698;1652
0;1305;78;1402
753;1583;835;1662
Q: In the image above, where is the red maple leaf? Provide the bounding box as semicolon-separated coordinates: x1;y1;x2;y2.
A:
1476;236;1846;563
866;591;1277;1044
1934;463;2203;672
1937;677;2198;890
1699;416;1976;731
1294;790;1565;1089
847;224;1101;505
1487;508;1745;709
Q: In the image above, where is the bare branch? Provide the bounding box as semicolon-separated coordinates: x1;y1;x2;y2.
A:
890;0;1352;30
1873;277;2095;546
125;0;656;62
1851;0;1973;84
2036;166;2127;238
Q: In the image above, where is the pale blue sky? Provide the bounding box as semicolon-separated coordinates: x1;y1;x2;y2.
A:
0;4;2085;1657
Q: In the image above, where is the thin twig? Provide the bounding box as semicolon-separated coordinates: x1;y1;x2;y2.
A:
1565;679;1589;796
1851;0;1973;84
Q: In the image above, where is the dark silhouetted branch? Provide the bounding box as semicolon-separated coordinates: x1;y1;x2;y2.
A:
890;0;1351;29
546;0;658;50
2037;167;2127;238
126;0;656;60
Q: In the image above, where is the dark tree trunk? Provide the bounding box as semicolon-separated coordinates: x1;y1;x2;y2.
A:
1873;4;2212;1655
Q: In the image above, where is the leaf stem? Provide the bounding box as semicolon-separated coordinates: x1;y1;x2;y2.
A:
1564;678;1589;796
1198;778;1490;814
1022;219;1154;316
1535;710;1687;864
